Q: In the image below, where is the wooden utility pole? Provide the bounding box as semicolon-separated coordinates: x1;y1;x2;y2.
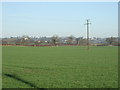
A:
85;19;91;50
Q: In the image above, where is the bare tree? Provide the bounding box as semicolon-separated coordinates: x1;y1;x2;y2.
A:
76;37;84;45
67;35;74;45
15;39;21;45
76;37;82;45
2;40;8;45
52;35;59;46
106;37;118;46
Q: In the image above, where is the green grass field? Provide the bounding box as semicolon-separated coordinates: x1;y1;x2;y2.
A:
2;46;118;88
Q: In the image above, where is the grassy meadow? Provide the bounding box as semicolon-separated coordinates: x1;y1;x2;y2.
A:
2;46;118;88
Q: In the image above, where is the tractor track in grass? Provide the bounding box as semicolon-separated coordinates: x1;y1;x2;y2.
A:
3;73;46;89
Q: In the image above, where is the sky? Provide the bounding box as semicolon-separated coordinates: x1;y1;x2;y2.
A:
2;2;118;38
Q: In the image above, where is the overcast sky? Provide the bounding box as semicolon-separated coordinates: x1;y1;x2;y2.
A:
2;2;118;38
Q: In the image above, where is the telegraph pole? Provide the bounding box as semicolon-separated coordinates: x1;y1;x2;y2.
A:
85;19;91;50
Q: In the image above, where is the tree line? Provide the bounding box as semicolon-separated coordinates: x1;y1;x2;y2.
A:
1;35;120;46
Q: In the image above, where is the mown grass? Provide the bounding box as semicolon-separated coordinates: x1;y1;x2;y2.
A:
2;46;118;88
